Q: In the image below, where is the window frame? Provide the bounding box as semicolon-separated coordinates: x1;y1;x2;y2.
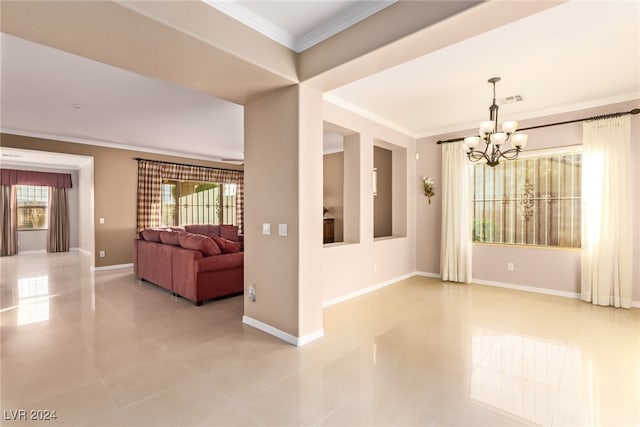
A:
160;179;238;227
470;144;583;249
16;185;49;231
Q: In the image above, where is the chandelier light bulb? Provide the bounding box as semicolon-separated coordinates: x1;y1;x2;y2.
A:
512;133;528;148
464;136;481;149
490;132;507;146
502;121;518;134
480;120;495;134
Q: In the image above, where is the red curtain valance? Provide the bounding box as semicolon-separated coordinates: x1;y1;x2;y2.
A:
0;169;73;188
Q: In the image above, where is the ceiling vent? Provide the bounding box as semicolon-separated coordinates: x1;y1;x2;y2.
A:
499;94;524;105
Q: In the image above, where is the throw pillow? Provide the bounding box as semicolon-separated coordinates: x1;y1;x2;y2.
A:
159;230;181;245
209;234;240;254
208;224;221;236
178;232;221;256
219;224;239;242
141;229;162;242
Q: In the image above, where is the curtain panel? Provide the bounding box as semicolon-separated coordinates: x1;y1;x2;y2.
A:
136;159;244;232
136;160;163;231
581;116;632;308
0;169;72;188
0;185;18;256
47;187;70;253
440;142;473;283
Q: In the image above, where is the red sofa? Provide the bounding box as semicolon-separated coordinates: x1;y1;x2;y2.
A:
133;224;243;305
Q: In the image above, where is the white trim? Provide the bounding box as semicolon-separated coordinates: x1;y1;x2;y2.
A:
242;315;324;347
472;278;580;300
417;92;640;138
1;128;240;165
416;273;640;309
202;1;395;53
322;272;415;308
74;248;92;257
17;250;46;255
295;1;396;52
91;263;133;272
202;1;296;51
415;271;442;279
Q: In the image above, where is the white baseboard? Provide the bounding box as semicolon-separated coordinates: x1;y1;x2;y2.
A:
17;250;46;255
415;271;441;279
78;248;92;257
91;263;134;272
632;301;640;308
323;272;416;308
242;315;324;347
472;278;581;300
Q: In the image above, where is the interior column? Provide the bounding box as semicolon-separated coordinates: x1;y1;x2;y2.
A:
243;84;324;345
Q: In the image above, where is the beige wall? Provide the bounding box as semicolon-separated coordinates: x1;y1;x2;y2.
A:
416;100;640;302
323;151;344;242
322;102;416;304
373;145;392;238
0;133;242;268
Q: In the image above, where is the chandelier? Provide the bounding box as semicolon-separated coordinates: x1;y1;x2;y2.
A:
464;77;528;167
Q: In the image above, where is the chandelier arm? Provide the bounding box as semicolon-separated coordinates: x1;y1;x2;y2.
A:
467;150;490;163
498;148;521;160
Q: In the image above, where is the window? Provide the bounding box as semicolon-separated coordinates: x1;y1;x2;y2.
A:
471;149;581;248
160;180;237;227
16;185;48;230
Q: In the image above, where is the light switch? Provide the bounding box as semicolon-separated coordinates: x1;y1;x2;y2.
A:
99;217;105;224
278;224;287;236
262;223;271;235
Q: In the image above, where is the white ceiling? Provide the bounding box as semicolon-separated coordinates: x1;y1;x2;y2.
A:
327;0;640;137
1;0;638;163
1;33;244;162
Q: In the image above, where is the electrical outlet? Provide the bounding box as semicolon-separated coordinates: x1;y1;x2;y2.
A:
248;285;256;302
507;262;514;271
99;250;106;258
373;263;378;272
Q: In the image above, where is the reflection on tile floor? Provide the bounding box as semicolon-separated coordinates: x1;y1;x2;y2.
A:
1;252;639;426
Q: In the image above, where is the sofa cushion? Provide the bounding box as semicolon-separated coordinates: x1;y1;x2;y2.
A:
179;232;221;256
208;224;221;236
184;224;210;235
209;234;240;254
220;225;239;242
141;228;162;242
159;230;182;245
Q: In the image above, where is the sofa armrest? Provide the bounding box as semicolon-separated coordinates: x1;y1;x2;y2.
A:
172;247;204;301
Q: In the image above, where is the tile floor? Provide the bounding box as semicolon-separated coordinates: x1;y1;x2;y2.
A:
1;252;639;426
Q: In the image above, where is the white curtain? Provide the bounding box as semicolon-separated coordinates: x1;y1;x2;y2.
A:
581;116;631;308
441;142;472;283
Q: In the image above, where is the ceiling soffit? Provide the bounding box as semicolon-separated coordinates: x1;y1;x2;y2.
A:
300;0;564;92
1;0;298;106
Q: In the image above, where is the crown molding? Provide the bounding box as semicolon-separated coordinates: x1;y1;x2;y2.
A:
1;128;240;166
202;0;296;50
295;1;396;52
202;0;395;53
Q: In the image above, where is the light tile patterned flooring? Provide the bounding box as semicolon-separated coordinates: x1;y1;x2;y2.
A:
1;252;639;426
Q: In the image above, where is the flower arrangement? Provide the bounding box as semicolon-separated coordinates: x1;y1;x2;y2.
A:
422;177;435;204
